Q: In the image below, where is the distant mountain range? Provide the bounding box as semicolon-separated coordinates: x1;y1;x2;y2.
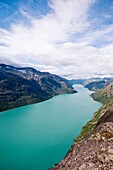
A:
69;77;113;91
84;80;108;91
0;64;76;112
84;78;113;91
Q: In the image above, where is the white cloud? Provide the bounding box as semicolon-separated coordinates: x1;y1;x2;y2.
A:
77;24;113;45
0;0;113;78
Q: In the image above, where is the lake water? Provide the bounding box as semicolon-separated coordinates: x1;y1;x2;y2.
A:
0;85;102;170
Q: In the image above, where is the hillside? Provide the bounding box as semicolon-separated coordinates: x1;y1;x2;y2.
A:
0;64;76;112
50;83;113;170
91;82;113;104
84;80;107;91
84;77;113;91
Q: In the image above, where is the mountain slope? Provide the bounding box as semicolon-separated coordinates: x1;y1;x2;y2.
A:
0;64;76;112
91;82;113;104
84;78;113;91
85;80;107;91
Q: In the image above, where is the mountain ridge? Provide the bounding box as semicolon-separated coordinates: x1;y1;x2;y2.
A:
0;63;76;112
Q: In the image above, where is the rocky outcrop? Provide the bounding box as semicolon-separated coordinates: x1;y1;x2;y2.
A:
0;64;76;112
96;106;113;127
50;107;113;170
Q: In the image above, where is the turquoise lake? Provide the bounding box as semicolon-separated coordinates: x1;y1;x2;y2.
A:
0;85;102;170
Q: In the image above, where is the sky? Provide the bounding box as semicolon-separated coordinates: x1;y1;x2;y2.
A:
0;0;113;78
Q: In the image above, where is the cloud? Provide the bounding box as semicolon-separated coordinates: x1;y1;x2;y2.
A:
0;0;113;78
76;24;113;46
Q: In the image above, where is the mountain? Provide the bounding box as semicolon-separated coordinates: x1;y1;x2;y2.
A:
84;80;107;91
50;83;113;170
91;82;113;104
84;78;113;91
68;78;113;91
0;64;76;112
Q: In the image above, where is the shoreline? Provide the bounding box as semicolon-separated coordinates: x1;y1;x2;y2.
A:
49;91;105;169
0;90;77;113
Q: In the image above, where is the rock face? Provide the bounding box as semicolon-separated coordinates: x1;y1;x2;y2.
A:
96;106;113;127
50;106;113;170
0;64;76;112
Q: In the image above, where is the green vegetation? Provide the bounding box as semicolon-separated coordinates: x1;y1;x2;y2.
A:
76;83;113;141
91;82;113;104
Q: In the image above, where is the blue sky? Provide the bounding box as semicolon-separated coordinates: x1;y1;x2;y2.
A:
90;0;113;30
0;0;113;78
1;0;113;31
0;0;49;28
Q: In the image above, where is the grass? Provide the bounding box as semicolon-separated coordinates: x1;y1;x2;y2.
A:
76;101;113;142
